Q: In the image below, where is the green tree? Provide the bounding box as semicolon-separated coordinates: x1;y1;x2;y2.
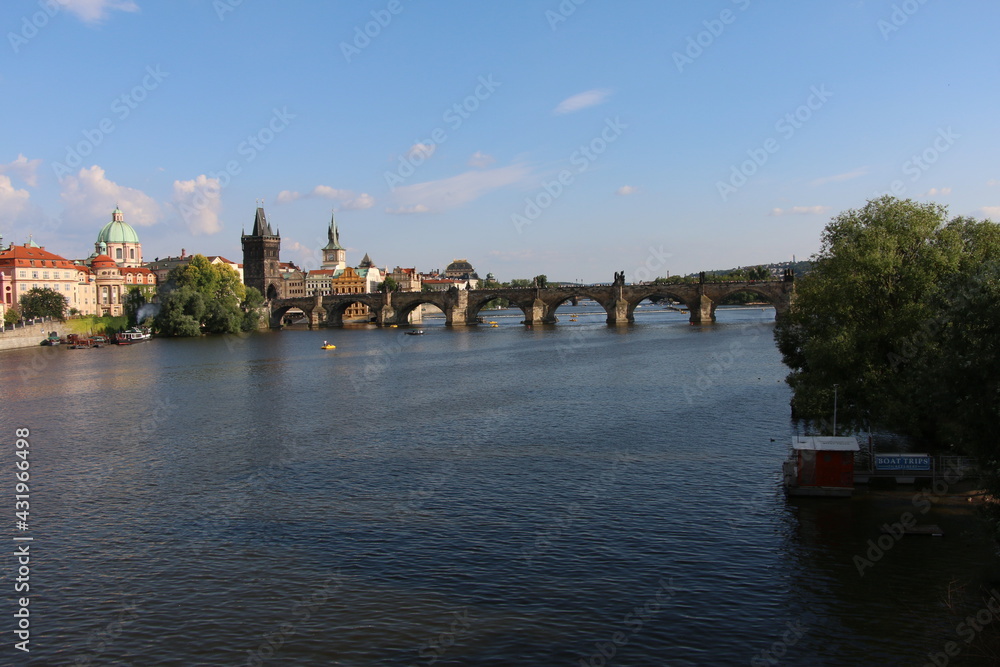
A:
155;286;204;336
124;287;152;326
154;255;253;336
510;278;532;288
774;196;966;435
240;286;264;331
4;305;20;326
377;276;400;292
19;287;68;320
533;274;548;288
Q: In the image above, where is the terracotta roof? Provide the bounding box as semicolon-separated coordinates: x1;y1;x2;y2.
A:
0;244;78;268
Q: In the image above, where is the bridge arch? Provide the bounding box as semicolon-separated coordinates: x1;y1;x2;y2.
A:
624;288;691;320
269;303;312;328
544;291;613;322
324;297;377;327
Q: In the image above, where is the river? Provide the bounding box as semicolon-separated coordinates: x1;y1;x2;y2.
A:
2;305;997;665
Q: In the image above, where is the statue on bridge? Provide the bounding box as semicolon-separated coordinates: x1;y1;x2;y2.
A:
613;271;625;286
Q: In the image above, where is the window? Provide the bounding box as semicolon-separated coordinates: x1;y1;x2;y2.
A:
31;272;38;279
18;271;25;278
42;272;49;279
116;248;123;259
130;248;135;259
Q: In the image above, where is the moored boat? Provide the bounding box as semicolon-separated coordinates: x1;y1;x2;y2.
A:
115;327;152;344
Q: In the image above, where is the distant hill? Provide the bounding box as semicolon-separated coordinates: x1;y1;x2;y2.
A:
688;260;813;280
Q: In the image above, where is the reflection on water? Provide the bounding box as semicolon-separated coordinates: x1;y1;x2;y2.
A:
2;306;997;665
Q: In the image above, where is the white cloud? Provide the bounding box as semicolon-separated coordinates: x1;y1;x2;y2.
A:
979;207;1000;219
0;154;42;187
60;165;160;227
468;151;496;168
276;185;375;210
809;167;869;187
554;89;612;115
282;239;321;270
408;143;436;161
988;179;1000;187
61;0;139;23
172;175;223;236
616;185;638;196
923;187;952;197
390;164;531;213
770;206;830;216
385;204;430;215
342;193;375;210
0;175;30;218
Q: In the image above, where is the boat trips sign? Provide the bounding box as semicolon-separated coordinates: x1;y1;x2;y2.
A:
874;454;931;471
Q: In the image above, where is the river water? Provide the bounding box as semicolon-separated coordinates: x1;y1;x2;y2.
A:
2;305;998;666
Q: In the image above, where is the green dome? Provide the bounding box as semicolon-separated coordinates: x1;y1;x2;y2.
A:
96;217;140;245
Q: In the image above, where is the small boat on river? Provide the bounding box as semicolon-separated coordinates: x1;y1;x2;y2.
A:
115;328;151;344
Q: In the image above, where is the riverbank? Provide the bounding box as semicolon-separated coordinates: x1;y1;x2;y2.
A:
0;321;58;351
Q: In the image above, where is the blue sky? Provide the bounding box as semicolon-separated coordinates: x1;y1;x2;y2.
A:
2;0;999;282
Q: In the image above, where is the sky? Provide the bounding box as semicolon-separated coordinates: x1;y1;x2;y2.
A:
1;0;999;283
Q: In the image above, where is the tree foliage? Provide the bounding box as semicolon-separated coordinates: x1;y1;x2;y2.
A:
154;255;260;336
19;287;68;320
775;196;1000;455
377;276;400;292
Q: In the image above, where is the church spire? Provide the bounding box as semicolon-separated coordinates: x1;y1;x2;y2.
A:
323;211;344;251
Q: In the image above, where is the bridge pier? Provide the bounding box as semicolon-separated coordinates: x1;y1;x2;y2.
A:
689;294;716;324
307;290;324;329
606;296;631;325
522;297;552;325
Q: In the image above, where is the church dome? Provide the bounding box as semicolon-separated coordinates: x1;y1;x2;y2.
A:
96;208;140;245
91;254;118;269
446;259;474;272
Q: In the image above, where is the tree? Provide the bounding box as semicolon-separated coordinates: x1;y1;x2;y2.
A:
773;197;1000;443
4;305;20;326
154;255;254;336
155;287;204;337
19;287;68;320
377;276;400;292
240;286;264;331
533;274;548;288
510;278;532;288
124;287;152;326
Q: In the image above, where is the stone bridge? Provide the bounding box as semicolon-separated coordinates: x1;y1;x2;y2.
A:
266;275;795;328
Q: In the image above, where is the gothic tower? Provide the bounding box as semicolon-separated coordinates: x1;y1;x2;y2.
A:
321;212;347;271
241;205;283;300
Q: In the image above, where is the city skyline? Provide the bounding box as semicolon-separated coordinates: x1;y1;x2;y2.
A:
2;1;998;282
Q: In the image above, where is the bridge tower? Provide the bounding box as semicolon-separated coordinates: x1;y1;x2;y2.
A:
321;212;347;271
241;205;283;300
